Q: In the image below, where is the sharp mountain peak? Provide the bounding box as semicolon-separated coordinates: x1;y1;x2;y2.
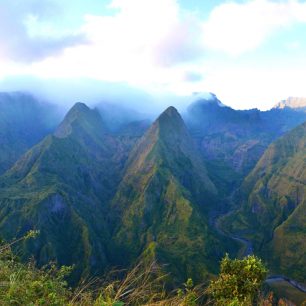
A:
154;105;185;131
54;102;104;138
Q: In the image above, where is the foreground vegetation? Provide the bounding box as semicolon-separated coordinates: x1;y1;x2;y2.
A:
0;232;302;305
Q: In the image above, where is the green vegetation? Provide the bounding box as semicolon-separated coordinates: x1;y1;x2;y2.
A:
0;104;234;284
0;231;71;305
186;98;306;190
111;106;236;282
0;100;305;303
0;103;123;281
207;255;267;305
222;121;306;281
0;232;204;305
0;233;276;306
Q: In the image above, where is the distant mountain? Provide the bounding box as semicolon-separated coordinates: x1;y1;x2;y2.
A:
110;106;235;282
274;97;306;111
184;94;306;193
223;121;306;281
0;92;60;174
185;95;264;173
0;103;126;281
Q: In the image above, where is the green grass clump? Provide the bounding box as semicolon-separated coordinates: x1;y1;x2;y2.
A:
0;234;291;306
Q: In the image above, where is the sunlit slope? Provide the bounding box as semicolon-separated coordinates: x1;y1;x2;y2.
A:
225;121;306;281
111;106;235;282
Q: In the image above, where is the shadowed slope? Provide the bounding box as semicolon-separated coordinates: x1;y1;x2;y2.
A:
0;103;123;281
224;121;306;281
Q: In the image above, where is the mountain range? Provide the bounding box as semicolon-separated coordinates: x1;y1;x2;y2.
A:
274;96;306;111
0;91;305;288
223;120;306;282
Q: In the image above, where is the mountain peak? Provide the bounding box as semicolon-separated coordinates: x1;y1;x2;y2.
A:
163;105;179;115
126;107;217;197
54;102;104;138
191;92;227;107
70;101;90;112
157;106;181;121
64;102;92;118
157;106;182;122
274;97;306;110
152;106;187;140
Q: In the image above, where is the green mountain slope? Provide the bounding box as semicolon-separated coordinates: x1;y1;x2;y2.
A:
0;103;124;281
110;106;235;283
185;95;306;195
224;121;306;281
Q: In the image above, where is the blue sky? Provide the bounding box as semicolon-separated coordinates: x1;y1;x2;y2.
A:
1;0;306;110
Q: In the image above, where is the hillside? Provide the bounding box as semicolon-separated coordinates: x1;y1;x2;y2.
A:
0;96;305;288
0;103;239;284
223;121;306;281
110;106;236;283
184;94;306;194
0;103;125;280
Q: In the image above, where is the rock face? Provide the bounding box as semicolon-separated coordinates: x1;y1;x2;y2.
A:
274;97;306;110
224;121;306;282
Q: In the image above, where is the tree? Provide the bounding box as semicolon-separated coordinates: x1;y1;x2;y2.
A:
207;254;267;306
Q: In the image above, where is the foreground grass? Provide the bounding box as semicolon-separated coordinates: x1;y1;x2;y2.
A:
0;232;303;305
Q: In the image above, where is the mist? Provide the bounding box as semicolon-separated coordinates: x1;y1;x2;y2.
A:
0;75;201;117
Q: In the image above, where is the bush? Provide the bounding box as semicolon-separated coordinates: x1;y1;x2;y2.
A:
0;232;71;305
0;234;273;305
207;254;267;306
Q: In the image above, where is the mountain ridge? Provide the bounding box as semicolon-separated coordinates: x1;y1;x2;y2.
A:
274;97;306;110
0;93;305;287
222;121;306;281
109;106;234;282
0;102;126;281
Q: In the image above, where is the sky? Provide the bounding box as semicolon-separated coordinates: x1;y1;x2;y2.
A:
1;0;306;110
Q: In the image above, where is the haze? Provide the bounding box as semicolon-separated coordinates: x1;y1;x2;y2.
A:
1;0;306;110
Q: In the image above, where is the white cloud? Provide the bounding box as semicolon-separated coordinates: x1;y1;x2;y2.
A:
0;0;86;62
24;0;204;92
201;62;306;110
202;0;306;56
2;0;306;110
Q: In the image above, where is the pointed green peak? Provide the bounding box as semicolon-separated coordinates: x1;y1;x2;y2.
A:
155;106;184;128
163;105;179;115
70;101;90;112
55;102;104;138
152;106;187;140
157;106;181;121
65;102;91;119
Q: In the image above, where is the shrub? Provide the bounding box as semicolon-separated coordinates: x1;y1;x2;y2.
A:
207;254;267;306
